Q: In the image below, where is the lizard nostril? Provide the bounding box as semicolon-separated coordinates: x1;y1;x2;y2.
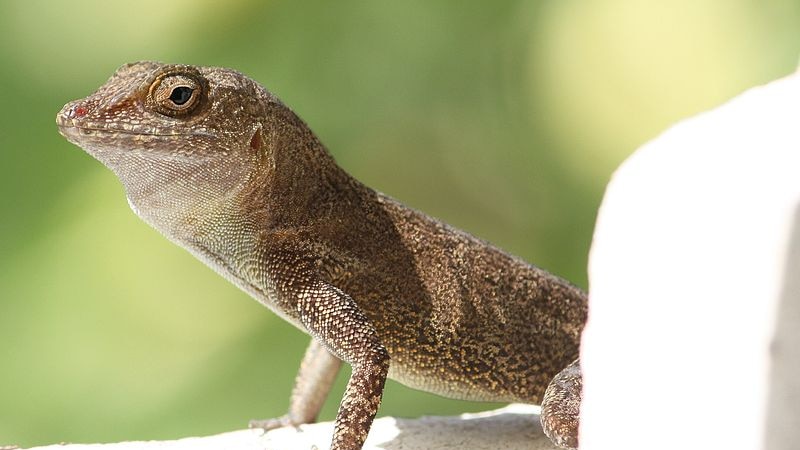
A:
70;105;88;119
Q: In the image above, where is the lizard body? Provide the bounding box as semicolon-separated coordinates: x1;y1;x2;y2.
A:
56;62;586;449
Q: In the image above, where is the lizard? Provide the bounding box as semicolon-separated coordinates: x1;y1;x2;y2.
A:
56;61;587;450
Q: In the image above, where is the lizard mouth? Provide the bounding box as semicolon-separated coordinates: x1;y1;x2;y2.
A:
56;121;220;165
56;120;216;149
56;124;193;153
57;123;195;137
56;103;215;140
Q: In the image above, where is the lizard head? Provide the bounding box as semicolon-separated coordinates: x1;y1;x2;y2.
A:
56;61;287;240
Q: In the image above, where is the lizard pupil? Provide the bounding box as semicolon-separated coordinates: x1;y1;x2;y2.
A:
169;86;194;106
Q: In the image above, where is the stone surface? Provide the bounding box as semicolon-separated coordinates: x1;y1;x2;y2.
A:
582;68;800;449
20;404;559;450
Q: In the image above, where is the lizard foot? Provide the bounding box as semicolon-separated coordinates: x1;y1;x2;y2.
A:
249;415;300;431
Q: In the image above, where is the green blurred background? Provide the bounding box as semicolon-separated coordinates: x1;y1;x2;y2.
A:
1;0;798;446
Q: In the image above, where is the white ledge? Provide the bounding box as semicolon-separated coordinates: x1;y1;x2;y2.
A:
19;404;560;450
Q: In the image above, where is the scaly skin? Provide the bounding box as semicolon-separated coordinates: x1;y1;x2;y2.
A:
56;62;587;449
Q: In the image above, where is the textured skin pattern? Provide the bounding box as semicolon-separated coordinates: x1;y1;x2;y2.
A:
56;62;588;450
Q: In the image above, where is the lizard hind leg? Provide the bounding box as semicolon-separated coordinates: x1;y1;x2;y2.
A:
249;338;342;431
540;358;582;450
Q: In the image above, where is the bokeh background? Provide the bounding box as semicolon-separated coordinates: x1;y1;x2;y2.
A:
1;0;798;446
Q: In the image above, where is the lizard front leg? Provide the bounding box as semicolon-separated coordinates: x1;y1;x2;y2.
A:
259;242;390;450
250;338;342;429
297;280;390;450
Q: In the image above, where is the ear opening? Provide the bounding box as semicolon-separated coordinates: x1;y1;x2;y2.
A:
249;125;263;150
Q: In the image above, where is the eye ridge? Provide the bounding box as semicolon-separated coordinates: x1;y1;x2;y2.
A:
169;86;194;106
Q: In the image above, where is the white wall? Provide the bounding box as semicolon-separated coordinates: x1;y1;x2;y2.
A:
581;68;800;449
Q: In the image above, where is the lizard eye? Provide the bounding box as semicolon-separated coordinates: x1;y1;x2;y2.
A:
150;73;202;116
169;86;194;105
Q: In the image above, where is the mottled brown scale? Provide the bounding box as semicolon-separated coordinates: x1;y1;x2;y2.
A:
56;61;587;450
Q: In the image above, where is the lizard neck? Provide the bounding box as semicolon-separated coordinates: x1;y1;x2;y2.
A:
118;103;358;315
253;103;358;232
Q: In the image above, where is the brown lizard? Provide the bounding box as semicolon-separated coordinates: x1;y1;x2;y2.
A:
56;62;587;450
